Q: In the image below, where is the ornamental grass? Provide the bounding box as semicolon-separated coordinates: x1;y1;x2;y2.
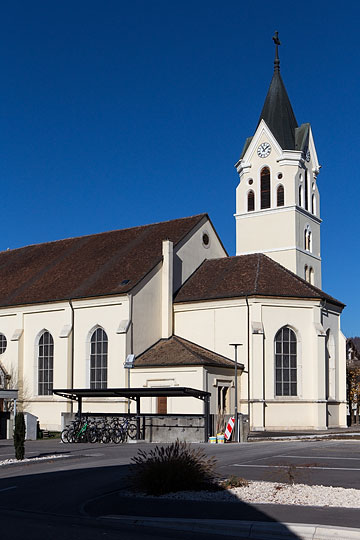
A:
129;440;218;496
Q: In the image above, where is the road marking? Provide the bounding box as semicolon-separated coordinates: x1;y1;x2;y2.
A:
233;464;360;471
278;455;360;461
0;486;17;493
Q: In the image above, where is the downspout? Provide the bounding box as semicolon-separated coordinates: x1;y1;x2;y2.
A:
127;293;134;414
69;299;74;414
128;293;134;356
263;327;266;429
246;296;251;431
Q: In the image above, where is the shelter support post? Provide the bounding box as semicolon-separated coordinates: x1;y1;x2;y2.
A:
78;396;82;419
204;395;210;442
136;397;141;440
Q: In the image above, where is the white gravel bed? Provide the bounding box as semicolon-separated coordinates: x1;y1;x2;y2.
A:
123;481;360;508
0;454;70;466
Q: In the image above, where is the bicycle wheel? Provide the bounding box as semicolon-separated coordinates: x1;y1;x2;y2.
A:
111;428;124;444
88;427;98;443
127;423;137;439
101;428;111;444
61;429;69;443
66;427;76;443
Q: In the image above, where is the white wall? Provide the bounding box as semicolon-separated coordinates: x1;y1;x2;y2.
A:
174;296;346;430
174;218;227;293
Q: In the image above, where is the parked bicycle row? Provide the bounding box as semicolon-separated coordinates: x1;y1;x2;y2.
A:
61;415;138;443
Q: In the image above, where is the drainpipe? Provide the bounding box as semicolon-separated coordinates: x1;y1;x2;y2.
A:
246;296;251;431
69;300;74;414
127;293;134;414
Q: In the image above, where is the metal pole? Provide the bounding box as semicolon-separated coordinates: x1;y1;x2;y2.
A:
136;397;141;440
127;369;131;414
204;395;210;443
230;343;242;442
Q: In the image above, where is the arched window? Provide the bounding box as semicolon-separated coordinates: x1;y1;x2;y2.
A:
304;170;309;210
309;267;314;284
38;331;54;396
260;167;271;209
277;185;284;207
299;185;303;207
304;227;312;252
304;265;308;281
311;194;316;215
247;190;255;212
275;326;297;396
90;327;108;389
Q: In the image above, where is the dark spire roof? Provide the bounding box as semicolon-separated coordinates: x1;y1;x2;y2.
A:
256;32;298;150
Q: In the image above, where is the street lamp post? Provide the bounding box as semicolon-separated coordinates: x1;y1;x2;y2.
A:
230;343;242;442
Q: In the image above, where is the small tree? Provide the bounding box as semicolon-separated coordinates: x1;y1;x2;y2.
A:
14;412;26;460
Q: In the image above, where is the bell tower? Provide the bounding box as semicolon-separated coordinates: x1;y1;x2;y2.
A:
235;33;322;288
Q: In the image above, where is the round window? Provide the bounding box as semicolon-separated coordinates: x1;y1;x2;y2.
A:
248;178;253;185
278;173;283;179
0;334;7;354
202;232;210;247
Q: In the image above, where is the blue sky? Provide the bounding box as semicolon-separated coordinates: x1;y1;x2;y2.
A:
0;1;359;336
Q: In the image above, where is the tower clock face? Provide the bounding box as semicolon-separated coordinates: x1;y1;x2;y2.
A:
257;142;271;158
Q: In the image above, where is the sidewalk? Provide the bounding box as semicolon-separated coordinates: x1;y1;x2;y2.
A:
84;490;360;539
248;425;360;441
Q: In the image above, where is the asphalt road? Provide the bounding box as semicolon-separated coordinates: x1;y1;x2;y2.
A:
1;438;360;538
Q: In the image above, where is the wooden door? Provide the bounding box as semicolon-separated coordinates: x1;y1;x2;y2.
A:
157;396;167;414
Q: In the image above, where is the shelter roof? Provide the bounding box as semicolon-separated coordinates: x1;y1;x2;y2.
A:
0;214;207;308
134;335;241;369
174;253;345;308
53;387;210;400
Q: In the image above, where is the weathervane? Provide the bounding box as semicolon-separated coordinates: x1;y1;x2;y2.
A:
273;31;280;71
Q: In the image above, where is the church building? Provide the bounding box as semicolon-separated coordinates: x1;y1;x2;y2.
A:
0;37;347;433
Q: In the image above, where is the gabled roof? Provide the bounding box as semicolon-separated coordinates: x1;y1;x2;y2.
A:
134;335;241;369
0;214;207;308
174;253;345;308
256;68;298;151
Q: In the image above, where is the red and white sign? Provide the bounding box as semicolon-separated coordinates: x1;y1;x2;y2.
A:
224;416;235;441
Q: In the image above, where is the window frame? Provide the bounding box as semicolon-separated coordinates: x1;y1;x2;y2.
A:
274;326;298;397
260;167;271;209
37;330;54;396
247;189;255;212
89;326;108;389
276;184;284;207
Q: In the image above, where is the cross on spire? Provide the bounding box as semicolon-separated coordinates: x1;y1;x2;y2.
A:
273;31;281;71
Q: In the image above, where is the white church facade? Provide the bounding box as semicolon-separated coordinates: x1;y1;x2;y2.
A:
0;39;347;433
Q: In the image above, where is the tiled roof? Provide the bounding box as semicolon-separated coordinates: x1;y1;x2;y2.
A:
174;253;345;308
0;214;207;308
134;335;240;369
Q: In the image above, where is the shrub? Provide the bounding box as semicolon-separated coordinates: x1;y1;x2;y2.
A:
14;412;26;460
129;440;218;495
221;475;249;489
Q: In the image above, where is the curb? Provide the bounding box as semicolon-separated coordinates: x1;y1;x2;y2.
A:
100;515;360;539
248;433;360;442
